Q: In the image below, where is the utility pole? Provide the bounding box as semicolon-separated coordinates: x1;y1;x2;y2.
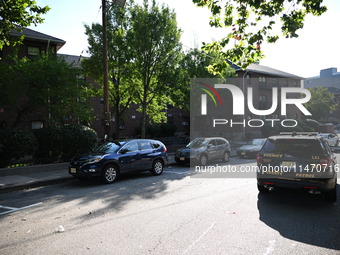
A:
102;0;110;141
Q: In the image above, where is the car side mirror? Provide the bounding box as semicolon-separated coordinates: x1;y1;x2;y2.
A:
208;144;213;148
119;148;128;154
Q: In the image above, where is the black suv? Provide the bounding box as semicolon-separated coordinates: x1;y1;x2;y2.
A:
256;132;337;202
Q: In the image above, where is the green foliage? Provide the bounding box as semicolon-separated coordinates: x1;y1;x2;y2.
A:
175;49;235;111
305;87;337;121
0;129;38;167
0;0;50;50
34;125;98;163
126;0;183;138
59;125;98;161
192;0;327;73
0;54;95;127
34;126;64;163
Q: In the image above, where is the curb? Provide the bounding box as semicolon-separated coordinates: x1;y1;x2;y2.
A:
0;176;75;194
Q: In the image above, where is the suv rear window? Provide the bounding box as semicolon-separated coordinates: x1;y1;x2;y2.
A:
262;138;327;157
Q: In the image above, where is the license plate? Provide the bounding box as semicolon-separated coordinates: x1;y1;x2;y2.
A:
180;157;185;161
241;152;246;155
70;168;77;173
281;161;296;168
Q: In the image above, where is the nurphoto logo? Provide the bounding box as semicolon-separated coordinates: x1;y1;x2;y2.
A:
195;80;311;129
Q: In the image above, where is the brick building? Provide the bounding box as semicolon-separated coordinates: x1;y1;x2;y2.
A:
1;27;303;140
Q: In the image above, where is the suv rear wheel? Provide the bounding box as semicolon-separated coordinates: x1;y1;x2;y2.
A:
222;152;230;162
151;159;164;176
199;154;208;166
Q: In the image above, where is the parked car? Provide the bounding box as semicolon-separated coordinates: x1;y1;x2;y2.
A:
69;139;168;184
237;138;266;158
175;137;231;166
317;133;339;146
256;132;337;202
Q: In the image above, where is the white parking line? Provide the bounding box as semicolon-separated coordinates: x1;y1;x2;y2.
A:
0;202;43;216
182;221;216;255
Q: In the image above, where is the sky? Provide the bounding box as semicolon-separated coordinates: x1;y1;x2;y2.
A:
29;0;340;78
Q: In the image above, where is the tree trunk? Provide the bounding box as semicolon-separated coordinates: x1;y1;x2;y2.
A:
141;102;147;138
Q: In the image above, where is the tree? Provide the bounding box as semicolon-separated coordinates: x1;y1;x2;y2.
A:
192;0;327;72
0;54;94;127
82;3;132;139
175;48;235;112
305;87;337;121
126;0;182;138
0;0;50;50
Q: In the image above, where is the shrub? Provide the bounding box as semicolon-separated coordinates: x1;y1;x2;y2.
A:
160;123;177;137
59;125;98;161
0;129;38;167
34;125;98;163
34;127;64;163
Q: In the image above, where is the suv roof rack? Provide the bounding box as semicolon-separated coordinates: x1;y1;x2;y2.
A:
279;132;319;136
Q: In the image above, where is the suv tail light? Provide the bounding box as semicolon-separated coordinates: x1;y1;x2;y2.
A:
320;158;332;168
256;154;263;165
163;146;167;153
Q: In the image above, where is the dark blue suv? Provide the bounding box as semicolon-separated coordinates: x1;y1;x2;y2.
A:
69;139;168;184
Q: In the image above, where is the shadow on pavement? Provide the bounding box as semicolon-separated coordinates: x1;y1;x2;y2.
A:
0;168;190;221
257;185;340;251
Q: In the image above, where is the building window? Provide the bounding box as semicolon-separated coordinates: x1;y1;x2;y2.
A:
272;78;278;86
259;77;266;83
182;122;189;126
27;46;40;57
31;121;43;130
259;95;266;102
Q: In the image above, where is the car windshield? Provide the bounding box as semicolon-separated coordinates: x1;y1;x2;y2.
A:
249;139;265;146
186;139;207;148
262;138;327;157
92;142;124;154
318;134;328;138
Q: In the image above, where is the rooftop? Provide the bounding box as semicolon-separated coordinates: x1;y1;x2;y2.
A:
10;26;66;51
226;60;303;79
